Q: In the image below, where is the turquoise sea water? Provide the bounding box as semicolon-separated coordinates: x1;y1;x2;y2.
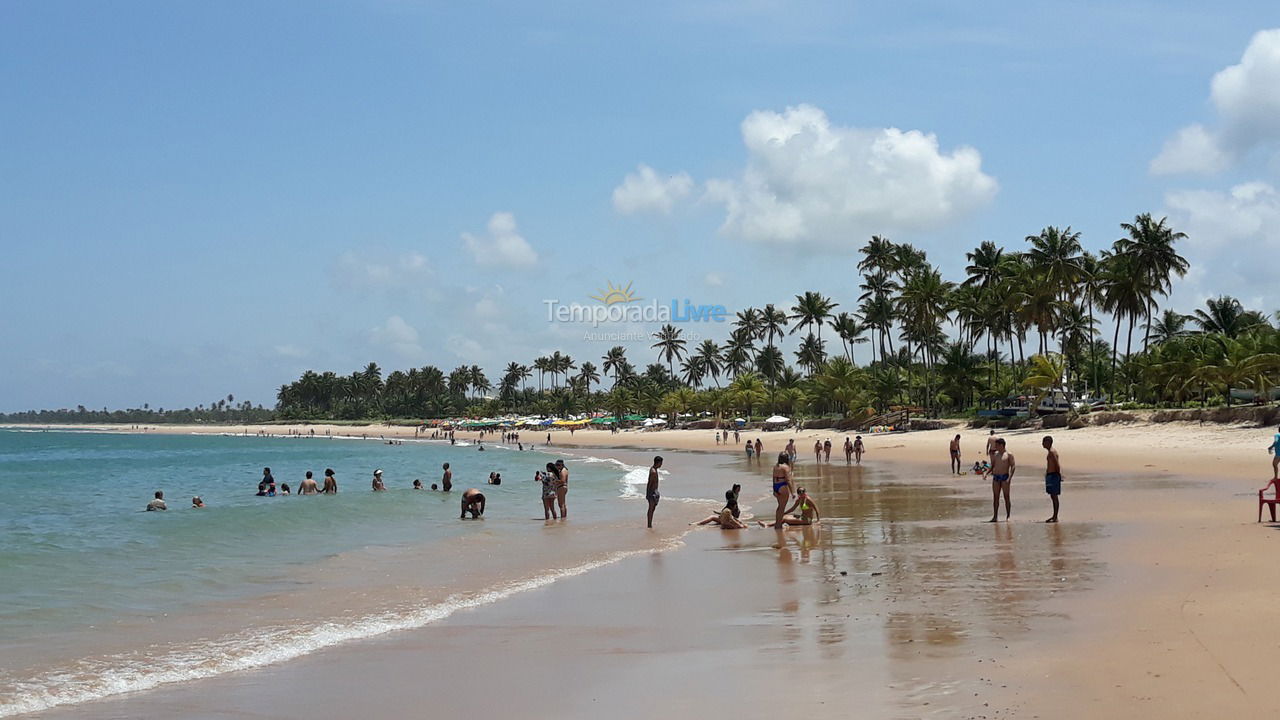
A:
0;429;717;717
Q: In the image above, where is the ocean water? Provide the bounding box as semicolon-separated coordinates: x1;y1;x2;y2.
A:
0;430;726;717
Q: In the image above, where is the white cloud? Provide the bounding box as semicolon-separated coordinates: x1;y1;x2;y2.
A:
703;104;997;248
704;272;724;287
462;212;538;267
333;251;431;289
370;315;425;360
1163;182;1280;308
612;164;695;214
1152;28;1280;175
1150;125;1231;175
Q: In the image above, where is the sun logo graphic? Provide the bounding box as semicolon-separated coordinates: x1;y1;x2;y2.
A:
590;281;640;306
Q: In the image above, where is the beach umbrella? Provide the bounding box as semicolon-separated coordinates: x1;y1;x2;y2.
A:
764;415;790;424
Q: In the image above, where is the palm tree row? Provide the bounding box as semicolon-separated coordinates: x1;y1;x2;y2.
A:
272;212;1280;422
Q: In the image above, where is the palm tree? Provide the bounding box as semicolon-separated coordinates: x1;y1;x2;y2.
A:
1025;225;1084;350
723;328;755;378
830;312;869;364
1098;251;1149;399
693;339;724;387
1192;296;1267;338
651;324;687;377
1145;309;1190;345
1116;214;1189;352
755;345;785;385
789;291;838;340
858;235;897;275
794;332;827;375
576;361;600;395
532;356;550;393
602;346;627;387
733;307;763;345
761;304;789;350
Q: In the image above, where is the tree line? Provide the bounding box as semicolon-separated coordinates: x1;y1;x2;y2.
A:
269;212;1280;423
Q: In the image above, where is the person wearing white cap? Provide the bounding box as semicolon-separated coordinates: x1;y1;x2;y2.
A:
371;469;386;492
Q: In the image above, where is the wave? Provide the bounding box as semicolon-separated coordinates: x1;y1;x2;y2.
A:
0;536;688;718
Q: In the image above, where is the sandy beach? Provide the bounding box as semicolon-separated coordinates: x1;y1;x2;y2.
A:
8;420;1279;719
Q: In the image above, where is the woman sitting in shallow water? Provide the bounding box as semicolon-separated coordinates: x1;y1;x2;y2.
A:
759;487;820;528
694;488;748;529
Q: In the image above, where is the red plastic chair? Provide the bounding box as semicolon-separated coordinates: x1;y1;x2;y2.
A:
1260;482;1280;522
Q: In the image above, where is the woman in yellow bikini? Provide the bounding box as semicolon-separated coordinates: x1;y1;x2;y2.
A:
760;487;821;528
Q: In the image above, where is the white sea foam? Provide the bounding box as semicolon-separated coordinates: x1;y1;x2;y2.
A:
0;537;688;718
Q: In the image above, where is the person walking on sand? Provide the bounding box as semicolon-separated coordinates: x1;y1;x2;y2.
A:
745;440;755;460
554;459;569;518
441;463;453;492
814;439;822;463
985;429;997;457
321;468;338;494
949;434;962;475
823;439;832;462
853;435;864;464
785;439;797;464
1043;436;1062;523
771;452;794;528
645;456;663;528
844;436;853;463
986;438;1015;522
1269;425;1280;480
299;471;319;495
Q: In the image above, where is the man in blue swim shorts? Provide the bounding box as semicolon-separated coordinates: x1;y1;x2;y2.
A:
1043;436;1062;523
986;437;1016;522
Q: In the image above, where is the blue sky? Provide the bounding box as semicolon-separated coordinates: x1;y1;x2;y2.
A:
3;1;1280;411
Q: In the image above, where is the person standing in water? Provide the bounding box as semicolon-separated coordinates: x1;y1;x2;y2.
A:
771;452;794;528
299;471;319;495
371;469;386;491
986;438;1015;522
538;463;559;520
554;459;569;518
949;434;962;475
441;463;453;492
843;436;853;463
853;435;865;464
460;488;486;519
321;468;338;494
754;438;763;458
645;455;663;528
813;439;822;463
146;491;167;511
1043;436;1062;523
759;487;821;527
823;439;832;462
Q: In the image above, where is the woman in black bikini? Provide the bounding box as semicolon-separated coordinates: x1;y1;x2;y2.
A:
771;452;793;528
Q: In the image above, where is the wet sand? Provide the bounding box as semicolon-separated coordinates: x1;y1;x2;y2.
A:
22;429;1280;719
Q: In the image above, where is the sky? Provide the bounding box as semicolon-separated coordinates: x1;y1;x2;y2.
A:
3;1;1280;412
